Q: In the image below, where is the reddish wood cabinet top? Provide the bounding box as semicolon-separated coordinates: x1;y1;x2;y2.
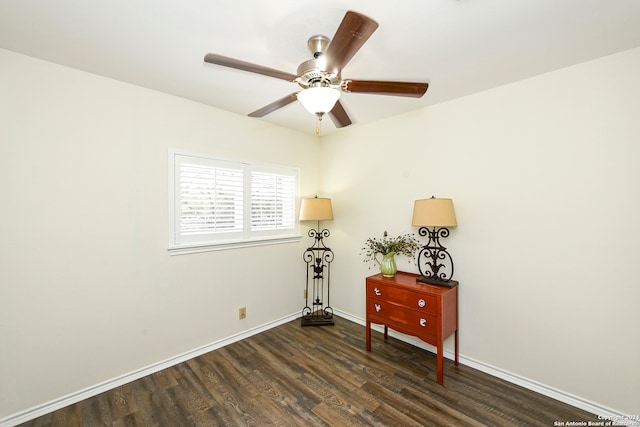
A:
365;271;459;385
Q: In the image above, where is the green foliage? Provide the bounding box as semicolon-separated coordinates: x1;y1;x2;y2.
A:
361;231;421;264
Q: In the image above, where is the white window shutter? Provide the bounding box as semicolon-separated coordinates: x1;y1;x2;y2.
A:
250;171;296;231
178;162;243;237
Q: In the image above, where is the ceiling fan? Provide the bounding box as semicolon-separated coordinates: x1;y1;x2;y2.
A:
204;10;429;134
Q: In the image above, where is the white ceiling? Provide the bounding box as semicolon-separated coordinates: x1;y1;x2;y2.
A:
2;0;640;135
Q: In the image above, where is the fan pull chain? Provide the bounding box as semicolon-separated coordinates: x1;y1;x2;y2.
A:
315;113;324;135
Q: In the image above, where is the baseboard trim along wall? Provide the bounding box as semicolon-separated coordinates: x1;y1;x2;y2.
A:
0;310;626;427
333;309;627;421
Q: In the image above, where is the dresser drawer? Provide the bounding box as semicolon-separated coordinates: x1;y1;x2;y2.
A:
368;298;437;338
367;282;438;314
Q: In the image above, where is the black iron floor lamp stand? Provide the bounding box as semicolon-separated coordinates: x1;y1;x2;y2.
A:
302;222;334;326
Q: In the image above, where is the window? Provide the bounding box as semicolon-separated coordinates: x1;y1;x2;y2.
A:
169;150;300;254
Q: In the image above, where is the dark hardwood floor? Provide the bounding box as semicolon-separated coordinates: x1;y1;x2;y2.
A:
20;316;599;426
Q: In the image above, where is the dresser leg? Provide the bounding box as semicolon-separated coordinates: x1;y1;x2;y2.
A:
437;345;444;385
454;329;459;366
384;325;388;340
366;320;371;351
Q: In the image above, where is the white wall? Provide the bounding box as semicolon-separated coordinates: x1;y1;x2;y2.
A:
322;47;640;415
0;49;320;419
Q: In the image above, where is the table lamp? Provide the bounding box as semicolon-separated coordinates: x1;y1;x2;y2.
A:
412;196;458;287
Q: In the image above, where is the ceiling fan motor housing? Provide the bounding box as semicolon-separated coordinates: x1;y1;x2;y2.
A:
296;35;341;89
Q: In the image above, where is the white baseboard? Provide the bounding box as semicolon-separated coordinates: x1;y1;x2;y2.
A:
2;310;632;427
0;312;300;427
334;309;632;422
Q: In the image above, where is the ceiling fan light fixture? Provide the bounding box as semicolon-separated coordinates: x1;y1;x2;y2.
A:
297;86;340;116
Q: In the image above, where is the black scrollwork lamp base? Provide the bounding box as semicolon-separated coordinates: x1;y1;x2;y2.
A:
301;225;335;326
416;226;458;288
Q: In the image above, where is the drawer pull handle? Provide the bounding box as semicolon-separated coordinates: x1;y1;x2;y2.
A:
420;318;427;327
374;287;381;296
418;299;426;308
375;304;382;312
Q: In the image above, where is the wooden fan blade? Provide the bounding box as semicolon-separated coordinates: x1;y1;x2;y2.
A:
248;93;299;117
324;11;379;73
328;100;352;128
342;80;429;98
204;53;298;82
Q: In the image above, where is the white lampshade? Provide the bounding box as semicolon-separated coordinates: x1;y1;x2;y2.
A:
299;197;334;221
297;87;340;115
412;198;457;227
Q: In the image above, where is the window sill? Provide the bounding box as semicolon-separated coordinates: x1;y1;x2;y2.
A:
168;234;302;256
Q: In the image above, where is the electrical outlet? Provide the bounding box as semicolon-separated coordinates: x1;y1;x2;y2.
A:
239;306;246;320
304;289;307;299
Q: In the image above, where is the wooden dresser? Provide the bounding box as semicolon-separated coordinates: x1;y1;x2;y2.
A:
366;271;459;384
